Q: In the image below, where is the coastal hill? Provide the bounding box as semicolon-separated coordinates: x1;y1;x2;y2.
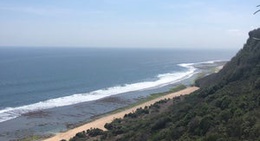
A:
69;29;260;141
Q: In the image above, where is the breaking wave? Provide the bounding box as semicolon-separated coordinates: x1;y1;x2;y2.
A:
0;60;221;123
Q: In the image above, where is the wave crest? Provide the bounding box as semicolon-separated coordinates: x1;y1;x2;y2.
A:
0;60;221;123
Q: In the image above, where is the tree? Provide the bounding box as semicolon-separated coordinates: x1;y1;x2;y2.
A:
254;5;260;15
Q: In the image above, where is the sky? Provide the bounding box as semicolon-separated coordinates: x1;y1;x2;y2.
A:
0;0;259;49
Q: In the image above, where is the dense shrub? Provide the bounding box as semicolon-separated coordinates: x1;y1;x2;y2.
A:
70;29;260;141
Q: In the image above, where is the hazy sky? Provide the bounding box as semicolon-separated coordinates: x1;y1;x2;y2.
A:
0;0;259;49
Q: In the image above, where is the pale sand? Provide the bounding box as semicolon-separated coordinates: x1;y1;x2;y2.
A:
215;65;224;73
44;87;199;141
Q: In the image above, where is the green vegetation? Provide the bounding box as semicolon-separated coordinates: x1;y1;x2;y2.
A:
20;135;43;141
131;84;187;106
68;29;260;141
100;84;187;116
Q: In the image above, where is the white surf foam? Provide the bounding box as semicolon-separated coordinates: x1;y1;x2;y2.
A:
0;60;220;123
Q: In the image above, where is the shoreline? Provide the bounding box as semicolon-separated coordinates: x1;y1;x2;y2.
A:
44;86;199;141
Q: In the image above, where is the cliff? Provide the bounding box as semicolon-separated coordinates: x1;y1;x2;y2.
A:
70;29;260;141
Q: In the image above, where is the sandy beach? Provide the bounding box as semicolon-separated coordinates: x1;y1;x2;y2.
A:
215;65;224;73
44;86;199;141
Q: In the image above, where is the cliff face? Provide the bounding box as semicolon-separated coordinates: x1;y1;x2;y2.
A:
70;29;260;141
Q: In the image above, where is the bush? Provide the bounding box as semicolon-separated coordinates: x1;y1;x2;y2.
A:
254;78;260;89
86;128;104;137
151;117;170;131
75;131;86;138
104;123;113;130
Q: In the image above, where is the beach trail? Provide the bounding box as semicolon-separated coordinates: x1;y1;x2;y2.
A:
44;86;199;141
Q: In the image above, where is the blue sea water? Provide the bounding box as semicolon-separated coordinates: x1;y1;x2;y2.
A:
0;47;236;123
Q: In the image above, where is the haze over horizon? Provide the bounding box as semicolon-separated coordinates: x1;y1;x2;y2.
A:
0;0;259;49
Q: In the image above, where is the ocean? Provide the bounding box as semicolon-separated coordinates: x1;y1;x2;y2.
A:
0;47;236;140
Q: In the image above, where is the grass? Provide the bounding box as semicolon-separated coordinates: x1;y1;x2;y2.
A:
193;64;224;83
104;84;187;115
21;135;43;141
